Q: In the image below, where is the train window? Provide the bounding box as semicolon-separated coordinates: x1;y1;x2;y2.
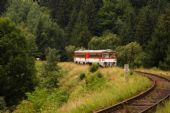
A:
89;53;101;58
102;53;110;58
110;54;115;58
75;53;85;58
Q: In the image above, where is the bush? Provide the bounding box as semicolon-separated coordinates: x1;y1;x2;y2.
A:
96;72;103;78
90;63;99;73
79;73;86;80
129;70;134;76
85;73;106;91
24;88;69;112
116;42;144;68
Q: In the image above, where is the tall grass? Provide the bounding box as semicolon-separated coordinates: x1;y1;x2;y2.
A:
55;63;151;113
156;100;170;113
14;62;151;113
137;68;170;77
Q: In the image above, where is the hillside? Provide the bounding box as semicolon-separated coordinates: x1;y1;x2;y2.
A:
13;62;151;113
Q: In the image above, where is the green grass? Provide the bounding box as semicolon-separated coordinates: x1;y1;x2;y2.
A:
14;62;152;113
155;100;170;113
56;63;151;113
136;68;170;78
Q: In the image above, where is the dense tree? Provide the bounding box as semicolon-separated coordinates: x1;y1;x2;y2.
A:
88;32;119;50
116;42;144;67
135;6;157;48
1;0;170;69
5;0;64;57
41;48;60;89
0;18;36;106
0;0;7;14
147;8;170;69
118;1;136;44
65;45;76;61
96;0;118;35
129;0;147;8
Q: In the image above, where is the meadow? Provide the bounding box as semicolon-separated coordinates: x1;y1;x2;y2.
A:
14;62;151;113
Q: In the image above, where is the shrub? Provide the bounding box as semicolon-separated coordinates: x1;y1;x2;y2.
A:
24;88;69;112
90;63;99;73
129;70;134;76
96;72;103;78
116;42;144;68
85;73;106;91
79;73;86;80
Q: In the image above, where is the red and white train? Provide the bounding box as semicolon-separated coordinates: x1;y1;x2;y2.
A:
74;49;117;67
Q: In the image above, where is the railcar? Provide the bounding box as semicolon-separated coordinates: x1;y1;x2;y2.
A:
74;49;117;67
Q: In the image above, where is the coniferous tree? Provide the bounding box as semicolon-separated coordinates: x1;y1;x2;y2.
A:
147;8;170;68
135;6;157;48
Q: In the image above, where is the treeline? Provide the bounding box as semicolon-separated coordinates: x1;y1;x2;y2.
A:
39;0;170;70
39;0;170;69
0;0;170;69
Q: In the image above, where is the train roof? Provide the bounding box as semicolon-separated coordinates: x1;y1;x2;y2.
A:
75;49;116;53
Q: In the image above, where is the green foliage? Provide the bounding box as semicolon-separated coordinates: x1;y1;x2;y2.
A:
45;48;59;72
116;42;144;67
89;63;99;73
155;100;170;113
5;0;64;57
129;70;134;76
135;6;157;48
85;72;105;91
0;0;7;14
88;32;119;50
1;0;170;70
14;100;36;113
41;48;60;89
17;88;69;112
0;18;36;106
65;45;76;61
147;8;170;69
79;73;86;80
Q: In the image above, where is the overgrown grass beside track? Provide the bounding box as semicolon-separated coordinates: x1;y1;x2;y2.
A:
14;62;151;113
137;68;170;113
137;68;170;78
57;63;151;113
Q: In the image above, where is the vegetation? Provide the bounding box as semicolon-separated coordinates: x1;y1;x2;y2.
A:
0;0;170;112
137;68;170;78
0;18;36;106
156;100;170;113
0;0;169;69
89;63;99;73
116;42;144;67
40;48;60;89
136;68;170;113
13;62;151;113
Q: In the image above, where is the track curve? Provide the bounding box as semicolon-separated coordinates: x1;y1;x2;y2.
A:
94;71;170;113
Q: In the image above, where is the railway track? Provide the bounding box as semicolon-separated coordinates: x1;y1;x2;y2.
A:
94;71;170;113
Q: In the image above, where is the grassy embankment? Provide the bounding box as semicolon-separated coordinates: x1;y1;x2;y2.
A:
137;68;170;113
137;68;170;78
14;62;151;113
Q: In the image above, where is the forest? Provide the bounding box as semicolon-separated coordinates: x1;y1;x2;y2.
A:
0;0;170;112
